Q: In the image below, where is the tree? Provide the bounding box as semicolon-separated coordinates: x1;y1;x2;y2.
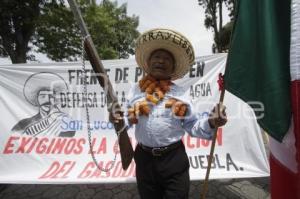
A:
34;0;139;61
0;0;47;63
0;0;140;63
33;1;82;61
218;21;233;52
198;0;235;53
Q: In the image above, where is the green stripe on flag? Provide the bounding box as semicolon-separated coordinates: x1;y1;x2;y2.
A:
225;0;292;142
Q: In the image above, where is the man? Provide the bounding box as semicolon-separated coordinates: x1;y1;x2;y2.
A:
111;28;227;199
11;72;76;137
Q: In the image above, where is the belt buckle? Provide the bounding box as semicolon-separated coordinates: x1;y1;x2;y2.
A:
151;148;162;156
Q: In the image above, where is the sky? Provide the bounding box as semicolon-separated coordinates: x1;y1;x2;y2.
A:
117;0;214;57
116;0;230;57
0;0;230;64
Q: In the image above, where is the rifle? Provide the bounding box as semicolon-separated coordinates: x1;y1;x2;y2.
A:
67;0;134;170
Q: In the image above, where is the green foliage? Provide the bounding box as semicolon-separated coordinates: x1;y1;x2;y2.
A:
33;2;82;61
225;0;235;20
0;0;140;63
0;0;45;63
199;0;217;29
198;0;235;53
219;21;233;51
35;0;140;61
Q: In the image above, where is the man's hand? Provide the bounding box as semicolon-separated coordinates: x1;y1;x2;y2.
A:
208;103;227;128
109;103;125;131
109;111;124;124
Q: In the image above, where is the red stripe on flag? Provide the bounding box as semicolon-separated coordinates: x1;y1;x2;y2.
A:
270;80;300;198
291;80;300;198
270;154;298;199
291;80;300;173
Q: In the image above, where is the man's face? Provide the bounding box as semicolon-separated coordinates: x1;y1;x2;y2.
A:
147;49;175;80
37;90;55;113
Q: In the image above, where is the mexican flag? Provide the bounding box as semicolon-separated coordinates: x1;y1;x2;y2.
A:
224;0;300;198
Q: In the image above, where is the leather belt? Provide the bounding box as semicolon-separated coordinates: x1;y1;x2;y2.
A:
138;141;182;156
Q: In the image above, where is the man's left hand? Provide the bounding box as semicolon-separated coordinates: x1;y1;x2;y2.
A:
208;103;227;128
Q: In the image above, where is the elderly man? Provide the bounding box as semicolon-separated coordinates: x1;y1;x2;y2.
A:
11;72;75;137
111;28;227;199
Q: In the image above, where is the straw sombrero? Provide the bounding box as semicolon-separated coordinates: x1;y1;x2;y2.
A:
135;28;195;80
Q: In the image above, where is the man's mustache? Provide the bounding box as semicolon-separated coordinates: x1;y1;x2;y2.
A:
41;102;51;106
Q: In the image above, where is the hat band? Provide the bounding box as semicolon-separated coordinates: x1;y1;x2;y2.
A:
137;30;194;62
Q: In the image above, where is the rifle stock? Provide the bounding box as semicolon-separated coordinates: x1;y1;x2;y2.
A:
68;0;134;170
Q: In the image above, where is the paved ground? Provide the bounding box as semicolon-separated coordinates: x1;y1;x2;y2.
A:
0;177;269;199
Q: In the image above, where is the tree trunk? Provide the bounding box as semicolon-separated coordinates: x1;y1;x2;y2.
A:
211;7;219;53
12;52;27;63
218;0;223;52
0;28;28;63
3;39;28;64
0;0;41;64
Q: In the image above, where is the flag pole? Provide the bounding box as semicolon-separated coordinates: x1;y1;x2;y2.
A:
200;1;238;196
200;84;226;199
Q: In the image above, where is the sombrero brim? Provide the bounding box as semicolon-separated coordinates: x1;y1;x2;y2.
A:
135;28;195;80
23;72;68;106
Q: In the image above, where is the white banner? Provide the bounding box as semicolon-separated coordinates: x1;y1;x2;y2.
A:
0;53;269;183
